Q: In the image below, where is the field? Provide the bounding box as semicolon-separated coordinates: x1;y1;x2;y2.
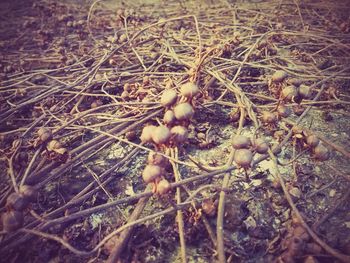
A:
1;0;350;262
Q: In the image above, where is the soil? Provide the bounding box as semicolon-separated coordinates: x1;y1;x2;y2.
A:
0;0;350;263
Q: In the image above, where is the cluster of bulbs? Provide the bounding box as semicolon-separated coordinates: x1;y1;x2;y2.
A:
140;82;200;193
1;185;37;233
232;134;269;170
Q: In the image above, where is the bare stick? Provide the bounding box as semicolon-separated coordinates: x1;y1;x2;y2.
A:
106;195;150;263
268;149;350;263
170;147;187;263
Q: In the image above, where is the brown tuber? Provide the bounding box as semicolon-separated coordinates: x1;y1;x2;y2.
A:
171;126;188;144
47;140;62;151
298;84;312;99
125;131;137;141
142;164;163;184
271;70;288;83
232;135;251;149
253;138;269;154
2;210;24;232
140;125;157;143
121;90;129;100
306;134;319;148
281;86;298;102
292;125;304;136
314;143;330;161
37;127;52;142
277;104;292;118
152;126;171;145
180;82;199;98
160;89;177;107
45;139;67;155
234;149;253;168
156;179;171;195
6;192;29;211
174;102;194;121
271;144;282;155
287;78;302;87
261;111;277;123
148;151;167;167
163;110;176;125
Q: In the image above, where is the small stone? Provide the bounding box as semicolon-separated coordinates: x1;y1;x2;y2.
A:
329;189;336;197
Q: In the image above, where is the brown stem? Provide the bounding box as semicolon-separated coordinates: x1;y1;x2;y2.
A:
106;195;150;263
